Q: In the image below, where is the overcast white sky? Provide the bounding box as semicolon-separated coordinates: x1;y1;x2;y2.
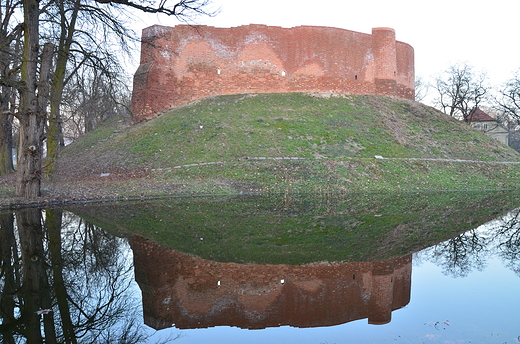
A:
135;0;520;97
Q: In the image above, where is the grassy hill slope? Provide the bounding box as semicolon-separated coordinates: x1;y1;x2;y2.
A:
56;93;520;196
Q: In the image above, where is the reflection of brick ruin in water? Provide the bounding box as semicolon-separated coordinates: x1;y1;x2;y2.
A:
131;236;412;330
132;24;414;123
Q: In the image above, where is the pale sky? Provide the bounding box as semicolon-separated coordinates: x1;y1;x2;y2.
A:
135;0;520;99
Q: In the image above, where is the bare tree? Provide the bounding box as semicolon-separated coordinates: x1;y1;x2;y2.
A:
60;68;131;142
9;0;214;198
95;0;214;18
507;130;520;153
15;0;48;198
414;75;429;103
42;0;136;178
0;0;23;175
495;69;520;127
433;62;490;122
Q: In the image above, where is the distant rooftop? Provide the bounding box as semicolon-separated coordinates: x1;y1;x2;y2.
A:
468;108;495;122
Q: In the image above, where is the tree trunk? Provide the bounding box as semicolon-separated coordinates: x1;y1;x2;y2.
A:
47;0;80;180
0;213;17;344
16;0;41;198
17;209;48;343
0;38;15;175
16;114;45;198
0;1;18;176
0;102;14;174
47;209;78;344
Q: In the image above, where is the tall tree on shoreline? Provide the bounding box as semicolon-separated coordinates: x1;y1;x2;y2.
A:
0;0;22;175
15;0;47;198
12;0;215;198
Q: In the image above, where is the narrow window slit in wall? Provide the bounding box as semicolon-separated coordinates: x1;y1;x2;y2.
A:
355;75;358;80
217;68;221;75
281;70;286;76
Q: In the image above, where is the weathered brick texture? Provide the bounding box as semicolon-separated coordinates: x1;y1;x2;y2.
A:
132;24;415;123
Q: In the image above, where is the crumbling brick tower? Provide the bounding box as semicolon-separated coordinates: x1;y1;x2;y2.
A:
132;24;414;123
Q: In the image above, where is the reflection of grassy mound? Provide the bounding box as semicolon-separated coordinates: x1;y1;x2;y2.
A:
68;190;519;264
57;93;520;194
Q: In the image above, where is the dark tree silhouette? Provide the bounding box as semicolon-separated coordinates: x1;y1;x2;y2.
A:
0;209;157;343
433;62;489;123
426;229;489;278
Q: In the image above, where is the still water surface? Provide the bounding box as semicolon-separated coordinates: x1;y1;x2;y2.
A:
1;192;519;343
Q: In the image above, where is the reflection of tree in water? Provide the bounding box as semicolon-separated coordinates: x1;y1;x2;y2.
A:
0;209;155;343
422;208;520;278
492;208;520;276
426;229;488;278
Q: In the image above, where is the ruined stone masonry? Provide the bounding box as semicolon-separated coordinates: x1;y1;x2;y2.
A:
132;24;415;123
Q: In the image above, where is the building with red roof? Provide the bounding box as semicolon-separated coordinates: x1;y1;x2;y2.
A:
466;108;509;146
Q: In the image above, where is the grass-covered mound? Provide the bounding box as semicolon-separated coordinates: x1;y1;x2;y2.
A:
57;93;520;195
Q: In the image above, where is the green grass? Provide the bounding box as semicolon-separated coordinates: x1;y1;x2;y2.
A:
52;94;520;266
56;93;520;195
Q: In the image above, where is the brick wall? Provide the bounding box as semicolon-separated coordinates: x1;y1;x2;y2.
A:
132;24;415;123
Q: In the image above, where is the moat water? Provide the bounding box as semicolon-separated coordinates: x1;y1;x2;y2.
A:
1;192;519;344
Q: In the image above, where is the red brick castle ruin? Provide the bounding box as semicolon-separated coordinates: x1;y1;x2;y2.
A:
132;24;415;123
